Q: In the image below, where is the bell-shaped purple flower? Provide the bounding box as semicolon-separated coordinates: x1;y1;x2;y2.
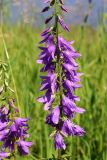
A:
62;120;85;137
0;114;32;156
54;133;66;150
46;106;60;126
62;96;85;118
72;124;86;137
62;120;74;136
0;106;10;123
40;72;57;94
15;118;29;128
18;140;32;155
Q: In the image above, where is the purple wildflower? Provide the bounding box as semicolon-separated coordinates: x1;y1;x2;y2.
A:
54;133;66;150
62;120;74;136
1;116;32;155
0;96;32;158
62;120;85;137
38;0;85;150
62;96;85;115
18;140;32;155
46;106;60;126
0;152;10;159
72;124;86;136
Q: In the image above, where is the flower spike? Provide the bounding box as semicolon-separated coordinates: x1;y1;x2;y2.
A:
37;0;85;152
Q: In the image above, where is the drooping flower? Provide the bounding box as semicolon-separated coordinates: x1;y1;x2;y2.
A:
72;124;86;137
54;133;66;150
18;140;32;155
62;120;85;137
62;120;74;137
46;106;60;126
62;96;85;115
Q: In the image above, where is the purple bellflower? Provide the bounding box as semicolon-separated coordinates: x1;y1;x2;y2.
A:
0;62;32;159
0;152;10;159
54;133;66;150
0;100;32;159
37;0;85;150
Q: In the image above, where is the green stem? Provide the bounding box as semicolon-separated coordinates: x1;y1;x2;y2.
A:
58;150;61;160
55;0;63;108
54;0;63;159
2;64;7;93
0;7;21;115
13;154;16;160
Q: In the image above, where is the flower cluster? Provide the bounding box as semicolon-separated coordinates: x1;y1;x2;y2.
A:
0;62;32;159
37;0;85;150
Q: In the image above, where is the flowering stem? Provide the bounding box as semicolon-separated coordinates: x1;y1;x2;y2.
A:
55;0;63;115
13;154;16;160
58;150;61;160
38;0;85;155
55;0;62;158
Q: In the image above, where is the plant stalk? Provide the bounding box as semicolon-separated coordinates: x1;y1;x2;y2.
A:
54;0;62;159
0;6;21;115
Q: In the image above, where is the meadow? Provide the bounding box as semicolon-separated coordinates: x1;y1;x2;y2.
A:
0;22;107;159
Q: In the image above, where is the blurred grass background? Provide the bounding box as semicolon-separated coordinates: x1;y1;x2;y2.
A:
0;0;107;160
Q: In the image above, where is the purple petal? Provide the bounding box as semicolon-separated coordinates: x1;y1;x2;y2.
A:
0;129;9;140
0;152;10;158
44;95;55;110
39;34;50;44
15;118;29;127
41;27;52;37
0;122;8;131
52;106;60;124
63;63;78;73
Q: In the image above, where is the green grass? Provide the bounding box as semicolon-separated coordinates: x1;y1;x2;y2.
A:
0;24;107;160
